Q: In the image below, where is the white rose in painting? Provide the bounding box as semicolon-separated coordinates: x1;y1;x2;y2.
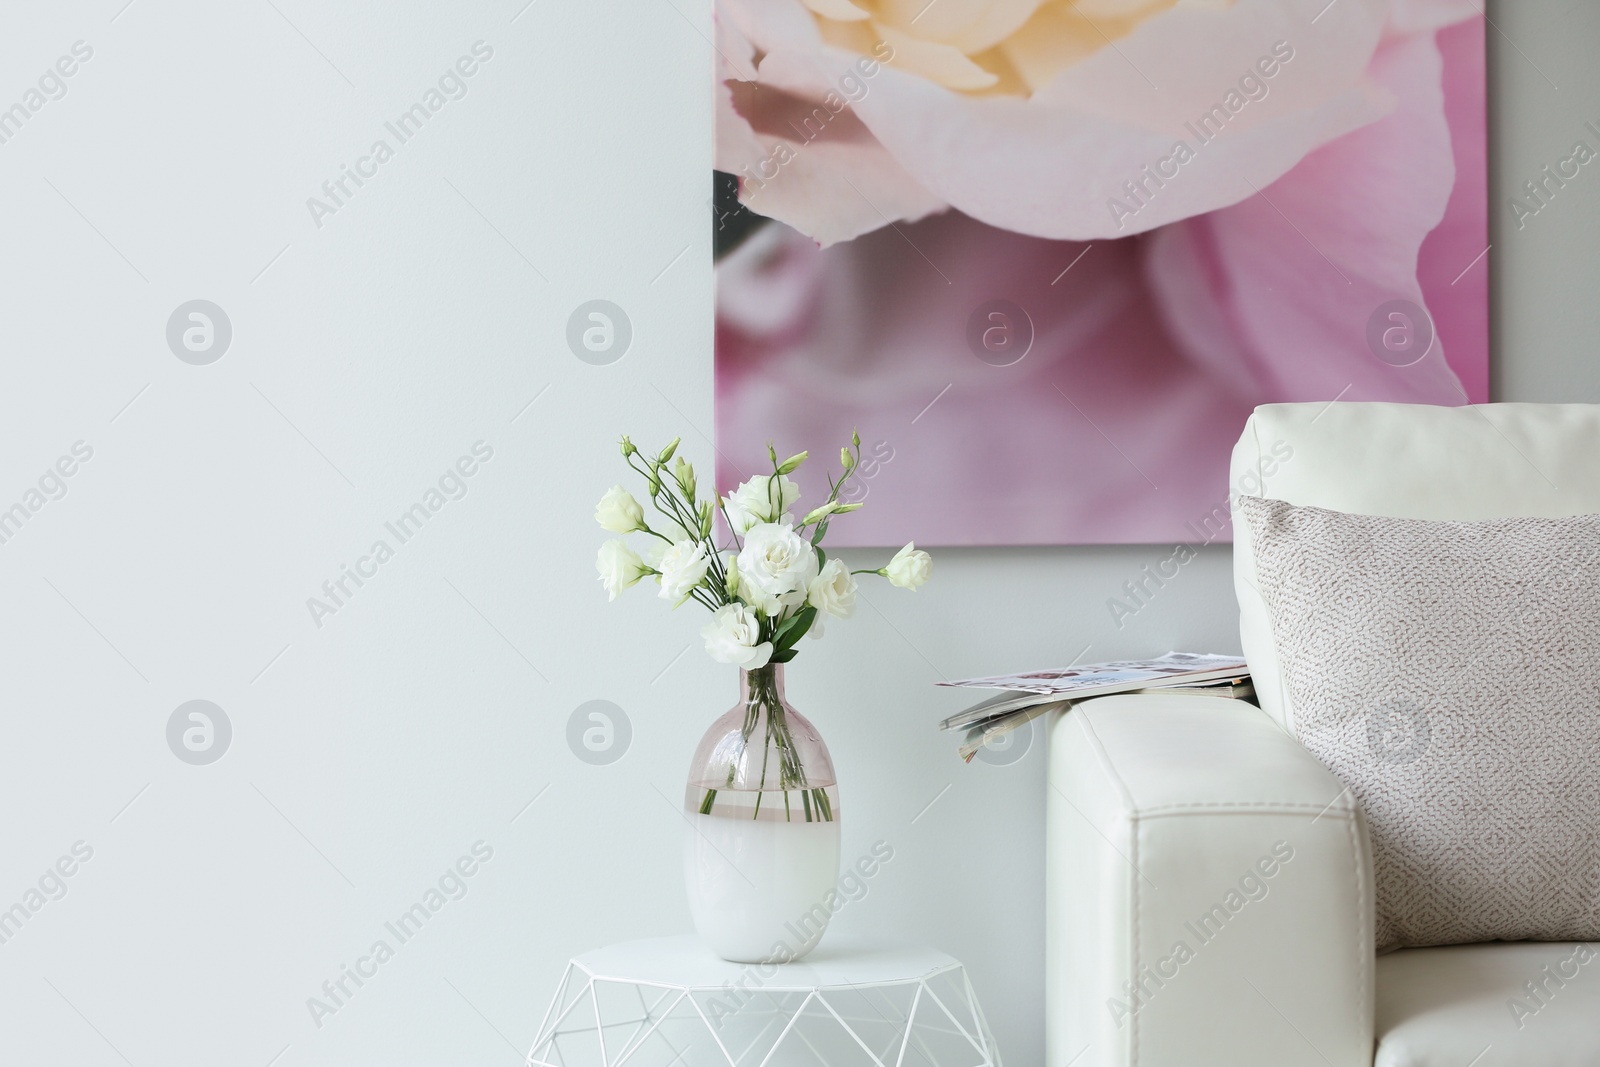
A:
715;0;1417;245
594;485;644;533
657;539;711;600
736;522;819;615
722;474;800;535
596;539;650;600
885;542;932;590
701;603;773;669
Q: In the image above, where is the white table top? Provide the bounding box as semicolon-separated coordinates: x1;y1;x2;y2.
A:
570;936;962;990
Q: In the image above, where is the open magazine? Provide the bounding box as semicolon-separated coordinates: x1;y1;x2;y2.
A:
939;652;1252;762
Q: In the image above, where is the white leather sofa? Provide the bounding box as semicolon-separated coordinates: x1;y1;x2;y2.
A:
1047;402;1600;1067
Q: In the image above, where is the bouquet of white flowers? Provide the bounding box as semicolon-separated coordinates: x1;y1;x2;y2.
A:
594;432;931;666
594;432;930;825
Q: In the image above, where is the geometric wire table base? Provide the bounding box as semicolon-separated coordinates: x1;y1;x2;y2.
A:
528;937;1002;1067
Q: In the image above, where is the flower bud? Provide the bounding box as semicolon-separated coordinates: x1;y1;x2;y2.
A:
851;429;861;448
840;447;855;471
776;451;808;475
619;435;637;457
884;542;932;590
800;501;839;526
658;437;681;464
595;485;646;533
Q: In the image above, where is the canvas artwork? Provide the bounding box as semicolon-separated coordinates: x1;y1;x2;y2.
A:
713;1;1488;546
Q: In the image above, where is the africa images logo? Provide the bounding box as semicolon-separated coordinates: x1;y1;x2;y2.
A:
306;442;494;628
306;41;494;229
306;841;494;1029
1107;41;1297;230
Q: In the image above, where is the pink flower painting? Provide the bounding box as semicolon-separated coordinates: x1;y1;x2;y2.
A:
715;0;1488;546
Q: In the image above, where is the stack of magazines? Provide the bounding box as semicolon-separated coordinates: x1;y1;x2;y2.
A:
938;652;1252;762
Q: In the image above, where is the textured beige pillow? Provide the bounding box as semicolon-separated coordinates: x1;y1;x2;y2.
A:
1237;495;1600;951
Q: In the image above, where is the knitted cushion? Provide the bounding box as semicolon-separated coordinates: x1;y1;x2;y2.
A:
1237;495;1600;951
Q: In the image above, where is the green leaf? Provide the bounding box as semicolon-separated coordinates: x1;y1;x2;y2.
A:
771;606;817;656
769;608;807;645
816;546;827;571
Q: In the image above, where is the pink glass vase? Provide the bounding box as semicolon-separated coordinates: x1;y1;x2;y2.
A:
682;663;841;963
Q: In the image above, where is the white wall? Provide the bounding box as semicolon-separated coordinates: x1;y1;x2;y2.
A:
0;1;1594;1065
1488;3;1600;405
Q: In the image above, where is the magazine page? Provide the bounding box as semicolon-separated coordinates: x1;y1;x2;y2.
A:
939;652;1246;696
937;652;1249;732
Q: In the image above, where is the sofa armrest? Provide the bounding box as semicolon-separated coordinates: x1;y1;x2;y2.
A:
1046;693;1373;1067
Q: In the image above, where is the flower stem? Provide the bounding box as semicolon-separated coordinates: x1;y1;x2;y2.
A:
745;666;832;822
696;666;833;823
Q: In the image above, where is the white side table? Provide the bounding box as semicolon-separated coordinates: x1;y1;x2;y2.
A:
528;936;1001;1067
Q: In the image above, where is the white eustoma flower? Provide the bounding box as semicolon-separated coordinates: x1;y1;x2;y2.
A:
701;603;773;669
808;558;857;617
657;539;710;600
722;474;800;535
885;543;932;590
596;539;649;601
805;557;857;638
736;523;818;616
641;520;695;568
594;485;644;533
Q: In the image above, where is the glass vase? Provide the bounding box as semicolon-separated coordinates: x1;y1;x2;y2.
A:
682;663;841;963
